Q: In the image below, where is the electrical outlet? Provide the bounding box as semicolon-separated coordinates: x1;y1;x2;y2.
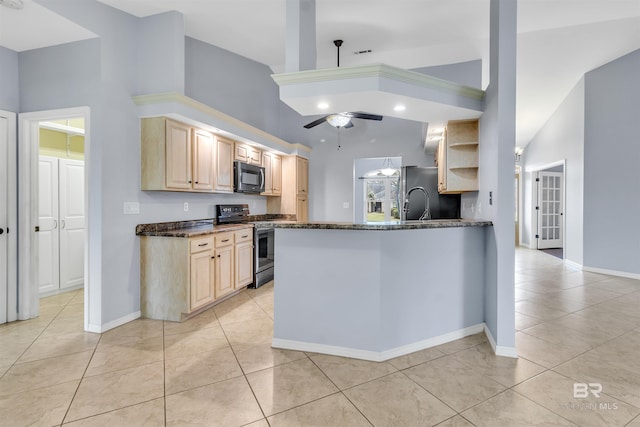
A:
183;202;189;212
343;202;349;209
489;191;493;206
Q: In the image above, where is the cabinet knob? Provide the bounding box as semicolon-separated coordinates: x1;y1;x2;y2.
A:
195;181;199;184
188;180;192;184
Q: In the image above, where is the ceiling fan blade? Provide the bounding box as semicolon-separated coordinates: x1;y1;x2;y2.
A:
303;116;330;129
349;112;383;121
344;121;355;128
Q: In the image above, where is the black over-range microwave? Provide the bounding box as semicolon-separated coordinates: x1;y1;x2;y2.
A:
234;161;265;194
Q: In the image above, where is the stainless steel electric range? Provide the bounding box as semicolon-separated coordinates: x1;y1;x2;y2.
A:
216;204;274;288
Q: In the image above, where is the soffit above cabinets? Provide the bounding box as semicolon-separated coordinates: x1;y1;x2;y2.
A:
272;63;485;124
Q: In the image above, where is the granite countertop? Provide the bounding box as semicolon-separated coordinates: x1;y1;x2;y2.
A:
136;219;253;238
253;219;492;231
136;214;295;238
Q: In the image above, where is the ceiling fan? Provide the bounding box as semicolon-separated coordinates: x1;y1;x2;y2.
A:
303;112;383;129
303;40;383;130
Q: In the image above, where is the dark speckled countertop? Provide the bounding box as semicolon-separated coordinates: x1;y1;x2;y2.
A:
136;221;253;238
135;214;295;238
253;219;492;231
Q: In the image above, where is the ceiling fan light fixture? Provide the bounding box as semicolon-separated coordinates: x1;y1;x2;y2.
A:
326;113;351;128
0;0;23;9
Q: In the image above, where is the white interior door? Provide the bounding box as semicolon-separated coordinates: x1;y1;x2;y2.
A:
537;171;564;249
0;117;8;324
59;159;85;289
38;156;60;294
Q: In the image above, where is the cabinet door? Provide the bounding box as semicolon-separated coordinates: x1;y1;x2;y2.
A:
165;119;192;190
190;249;215;311
437;139;446;192
272;155;282;196
235;241;253;288
296;157;308;195
192;129;214;191
296;196;308;222
249;147;262;165
215;245;234;298
234;143;249;163
261;153;273;195
214;137;234;193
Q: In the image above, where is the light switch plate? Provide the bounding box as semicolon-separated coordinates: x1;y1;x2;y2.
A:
343;202;349;209
123;202;139;215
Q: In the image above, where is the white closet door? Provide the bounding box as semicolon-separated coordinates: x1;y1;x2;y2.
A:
537;171;564;249
59;159;84;289
0;117;8;323
38;156;60;294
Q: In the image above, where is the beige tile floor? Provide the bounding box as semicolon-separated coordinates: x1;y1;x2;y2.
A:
1;247;640;426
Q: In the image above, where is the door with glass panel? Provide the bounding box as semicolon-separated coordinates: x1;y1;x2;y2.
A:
536;171;563;249
363;178;400;223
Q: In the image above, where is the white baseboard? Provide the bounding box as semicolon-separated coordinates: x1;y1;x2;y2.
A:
272;323;486;362
86;311;141;334
483;324;518;358
564;259;583;271
582;266;640;280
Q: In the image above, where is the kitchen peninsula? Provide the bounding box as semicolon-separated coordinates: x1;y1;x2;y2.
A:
256;219;492;362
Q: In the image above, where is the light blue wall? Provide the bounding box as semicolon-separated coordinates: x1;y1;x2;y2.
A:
412;59;483;89
464;0;516;350
19;39;101;111
0;46;19;112
521;79;584;265
584;49;640;274
185;37;281;137
135;11;185;96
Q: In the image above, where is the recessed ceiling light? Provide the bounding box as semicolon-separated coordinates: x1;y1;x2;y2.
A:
317;102;329;110
393;105;406;112
429;127;444;134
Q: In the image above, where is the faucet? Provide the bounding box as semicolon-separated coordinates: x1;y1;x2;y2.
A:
404;186;431;220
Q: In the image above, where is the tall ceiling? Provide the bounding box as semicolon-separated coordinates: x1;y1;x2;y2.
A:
1;0;639;146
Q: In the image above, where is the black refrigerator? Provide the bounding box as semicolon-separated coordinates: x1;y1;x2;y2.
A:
399;166;461;220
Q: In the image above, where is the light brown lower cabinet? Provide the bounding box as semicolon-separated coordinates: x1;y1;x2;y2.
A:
140;226;253;321
214;233;235;299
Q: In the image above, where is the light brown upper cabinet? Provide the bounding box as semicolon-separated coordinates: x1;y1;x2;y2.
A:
437;119;479;194
267;155;309;222
191;128;215;191
261;151;282;196
141;117;233;193
296;156;309;196
213;136;234;193
234;142;262;165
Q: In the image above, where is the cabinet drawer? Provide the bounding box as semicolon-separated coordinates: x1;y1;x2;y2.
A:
190;236;214;253
235;229;253;243
215;233;235;248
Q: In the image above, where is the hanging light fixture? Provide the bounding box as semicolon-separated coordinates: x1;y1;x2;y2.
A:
379;157;397;176
326;113;352;128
